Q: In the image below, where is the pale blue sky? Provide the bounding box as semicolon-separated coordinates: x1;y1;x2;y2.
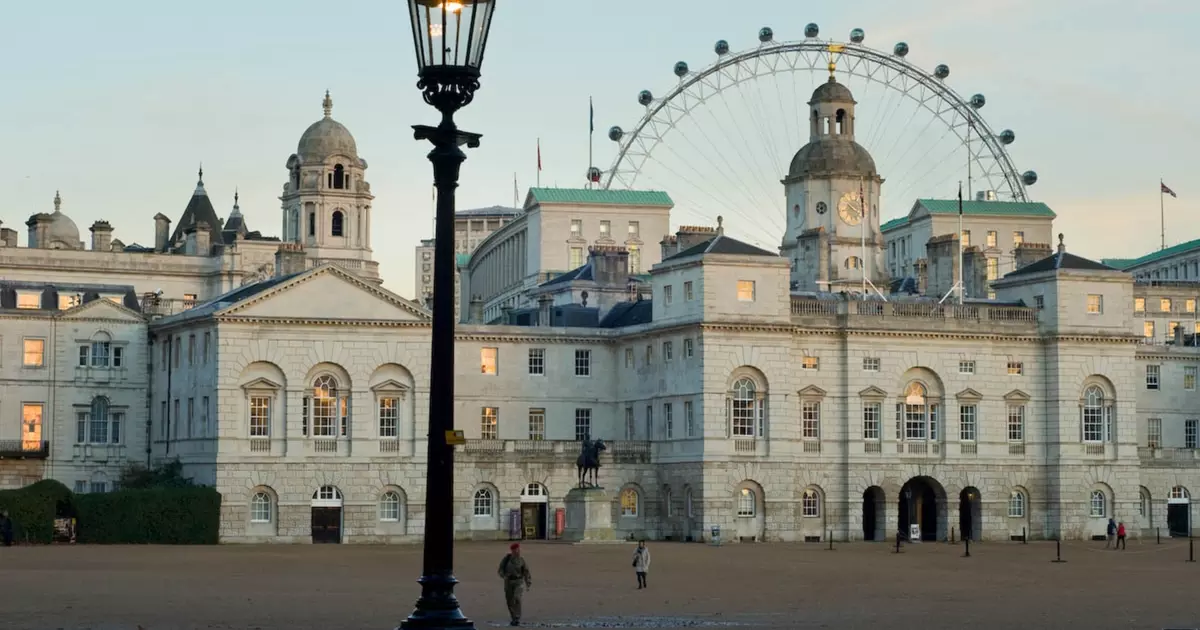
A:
2;0;1196;296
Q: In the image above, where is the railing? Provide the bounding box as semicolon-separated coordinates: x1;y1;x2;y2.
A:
864;441;882;453
1009;443;1026;455
308;257;366;270
790;298;1038;324
514;439;554;453
249;438;271;453
733;438;757;454
464;439;505;453
802;441;821;453
0;440;50;459
140;297;199;317
791;300;838;317
311;439;338;454
1138;446;1200;461
379;439;401;453
1083;444;1106;456
960;443;977;455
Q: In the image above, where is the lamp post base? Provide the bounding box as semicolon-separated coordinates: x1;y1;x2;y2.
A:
398;574;476;630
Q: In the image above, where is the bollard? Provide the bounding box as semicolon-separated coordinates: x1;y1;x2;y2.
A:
950;526;956;544
962;536;971;558
1190;537;1195;563
894;535;902;554
1023;527;1027;544
1157;527;1161;545
827;530;834;551
1051;537;1066;563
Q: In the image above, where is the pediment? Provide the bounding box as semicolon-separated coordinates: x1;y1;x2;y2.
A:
798;385;827;399
59;298;145;323
1003;389;1031;402
219;265;431;323
370;379;411;393
858;385;888;400
241;377;282;390
956;388;984;402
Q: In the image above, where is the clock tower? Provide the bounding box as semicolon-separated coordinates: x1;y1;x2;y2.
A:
781;75;887;292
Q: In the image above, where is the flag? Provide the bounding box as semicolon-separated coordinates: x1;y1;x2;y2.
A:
859;180;866;218
537;139;542;172
589;97;595;134
1162;182;1178;198
513;173;518;207
958;181;964;214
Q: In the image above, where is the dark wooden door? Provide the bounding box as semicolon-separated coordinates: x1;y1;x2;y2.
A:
311;507;342;544
862;493;877;541
1167;504;1190;537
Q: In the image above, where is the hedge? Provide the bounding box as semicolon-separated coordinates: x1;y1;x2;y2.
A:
74;486;221;544
0;479;73;544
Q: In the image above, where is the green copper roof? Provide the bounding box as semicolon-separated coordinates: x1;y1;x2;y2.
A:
1115;238;1200;270
528;187;674;207
1100;258;1137;270
880;198;1056;232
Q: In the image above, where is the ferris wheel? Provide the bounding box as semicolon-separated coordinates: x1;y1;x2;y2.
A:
598;23;1038;249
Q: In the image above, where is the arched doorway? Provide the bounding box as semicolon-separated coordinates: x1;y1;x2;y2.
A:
1167;486;1191;537
311;485;343;544
862;486;885;541
959;487;982;541
898;477;945;542
519;483;549;540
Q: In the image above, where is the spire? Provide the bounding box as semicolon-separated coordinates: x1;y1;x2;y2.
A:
230;188;242;216
194;163;207;196
53;190;62;213
322;90;333;118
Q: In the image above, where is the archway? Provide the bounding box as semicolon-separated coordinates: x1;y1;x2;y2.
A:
898;477;946;541
1167;486;1191;537
519;483;549;540
862;486;885;541
311;485;343;544
958;487;982;541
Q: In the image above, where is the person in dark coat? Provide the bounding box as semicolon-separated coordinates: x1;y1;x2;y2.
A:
498;543;532;626
0;510;14;547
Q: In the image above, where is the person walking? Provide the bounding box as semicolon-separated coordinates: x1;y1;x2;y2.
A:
632;540;651;589
498;542;532;627
1105;518;1116;548
1116;522;1127;550
0;511;13;547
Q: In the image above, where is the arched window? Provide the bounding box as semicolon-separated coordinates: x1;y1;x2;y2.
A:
379;491;401;522
1081;385;1109;442
844;256;862;269
802;489;820;517
332;164;346;189
664;487;674;517
473;488;494;516
331;211;345;237
77;396;120;445
1089;490;1106;517
312;375;339;437
308;211;316;237
1139;488;1151;516
314;485;341;501
685;487;694;518
251;492;272;523
900;382;939;441
1008;491;1026;518
522;483;545;498
835;109;846;134
736;488;756;517
1169;486;1190;500
620;488;639;517
729;377;765;438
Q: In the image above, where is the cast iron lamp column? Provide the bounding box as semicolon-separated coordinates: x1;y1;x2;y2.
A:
399;2;496;629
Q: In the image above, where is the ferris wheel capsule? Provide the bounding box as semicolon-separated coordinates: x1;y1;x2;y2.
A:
608;126;624;142
934;64;950;80
674;61;689;77
587;167;603;184
999;129;1015;145
637;90;654;106
804;23;819;38
758;27;773;43
1022;171;1038;186
715;39;730;55
849;28;865;43
970;93;986;109
894;42;909;57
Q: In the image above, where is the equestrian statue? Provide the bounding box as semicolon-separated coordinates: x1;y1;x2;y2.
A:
576;438;607;488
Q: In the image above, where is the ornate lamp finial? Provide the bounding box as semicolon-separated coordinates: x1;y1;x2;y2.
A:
198;163;204;184
53;190;62;212
234;188;240;209
322;90;333;118
827;43;845;79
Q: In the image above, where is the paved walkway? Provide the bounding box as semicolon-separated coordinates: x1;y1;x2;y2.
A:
0;539;1196;629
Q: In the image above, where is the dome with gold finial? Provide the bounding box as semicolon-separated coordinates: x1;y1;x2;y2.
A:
296;90;359;164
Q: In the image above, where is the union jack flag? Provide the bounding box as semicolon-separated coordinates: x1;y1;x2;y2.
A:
1162;182;1178;198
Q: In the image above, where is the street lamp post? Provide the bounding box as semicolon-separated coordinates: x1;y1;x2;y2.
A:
399;2;496;629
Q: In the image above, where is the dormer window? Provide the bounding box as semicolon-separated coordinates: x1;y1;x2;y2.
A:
331;211;345;237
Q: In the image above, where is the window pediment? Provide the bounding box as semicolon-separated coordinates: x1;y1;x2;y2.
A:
858;385;888;401
371;379;411;394
798;385;827;400
242;377;282;391
1003;389;1030;403
956;388;984;403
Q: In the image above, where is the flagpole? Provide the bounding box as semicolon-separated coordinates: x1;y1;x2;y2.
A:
588;97;594;190
958;181;965;304
513;173;518;208
537;138;541;188
860;177;866;296
1161;178;1166;250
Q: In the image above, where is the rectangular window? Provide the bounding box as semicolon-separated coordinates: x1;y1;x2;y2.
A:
174;337;180;368
160;401;167;439
21;404;43;449
90;342;111;368
528;348;545;375
250;396;271;437
1034;295;1045;310
174;399;180;437
862;403;881;440
59;294;81;310
662;341;673;362
1188;299;1196;313
378;397;398;438
1144;320;1156;340
480;347;498;375
664;403;674;439
645;405;654;439
1169;321;1180;341
599;220;610;236
480;407;498;440
16;292;40;309
801;356;819;370
736;280;756;301
986;258;999;281
624;407;635;440
1162;298;1173;312
78;345;89;367
1135;297;1146;313
628;245;641;273
684;281;694;301
203;332;211;363
1007;361;1024;376
624;348;634;368
161;343;167;371
683;338;694;358
188;334;195;365
90;481;108;494
961;230;970;247
960;405;977;442
959;360;975;375
663;285;673;304
570;219;582;235
904;403;927;440
1013;231;1024;246
569;246;584;269
1087;294;1103;314
1186;419;1198;449
528;408;546;440
574;408;592;441
1147;417;1162;448
1146;364;1160;390
1186;366;1197;391
113;346;123;368
685;401;696;438
862;357;880;372
200;396;209;437
187;398;195;438
23;339;45;367
1007;405;1025;442
645;344;653;364
986;231;997;248
628;221;640;238
801;401;820;439
574;349;592;376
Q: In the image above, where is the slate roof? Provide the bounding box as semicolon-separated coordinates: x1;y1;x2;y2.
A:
169;178;222;247
880;199;1057;232
528;188;673;207
153;271;304;325
1109;238;1200;271
663;234;778;262
599;299;653;328
455;205;523;217
1005;249;1116;278
540;264;595;287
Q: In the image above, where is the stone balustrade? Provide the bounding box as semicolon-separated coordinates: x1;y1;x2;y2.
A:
791;297;1038;331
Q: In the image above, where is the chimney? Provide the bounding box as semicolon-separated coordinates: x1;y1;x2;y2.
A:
154;213;171;252
193;221;212;256
90;220;113;252
1175;324;1185;346
1013;241;1053;271
25;214;51;249
671;223;720;256
0;227;15;247
1056;233;1066;255
274;243;307;276
588;246;630;286
469;294;484;323
538;294;553;326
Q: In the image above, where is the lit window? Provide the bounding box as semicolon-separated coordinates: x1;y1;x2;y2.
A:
16;292;40;309
480;347;497;375
378;397;399;439
569;247;584;269
628;221;640;238
986;258;998;281
250;492;272;523
1144;321;1156;340
961;230;971;247
1170;321;1180;340
528;408;546;440
600;220;610;236
1186;366;1197;391
1007;361;1023;375
23;339;45;367
1134;297;1145;313
844;256;862;269
1008;491;1025;518
1089;490;1105;517
574;349;591;377
528;348;545;375
570;219;582;235
1162;298;1173;312
58;294;81;310
379;491;401;522
1013;231;1024;246
22;404;44;450
736;488;756;517
802;489;820;517
473;489;494;516
1188;299;1196;313
1087;294;1102;314
802;356;819;370
620;488;639;517
1146;365;1160;390
986;231;997;248
736;280;755;301
480;407;498;440
628;245;641;273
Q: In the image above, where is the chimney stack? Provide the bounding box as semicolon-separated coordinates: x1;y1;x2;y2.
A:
274;243;307;277
538;294;553;326
193;221;211;256
90;220;113;252
0;227;15;247
154;213;171;252
25;214;51;249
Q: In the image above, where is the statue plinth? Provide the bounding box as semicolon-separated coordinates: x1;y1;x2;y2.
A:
562;487;615;543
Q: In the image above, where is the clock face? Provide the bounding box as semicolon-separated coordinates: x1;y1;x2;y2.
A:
815;201;828;215
837;192;862;226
